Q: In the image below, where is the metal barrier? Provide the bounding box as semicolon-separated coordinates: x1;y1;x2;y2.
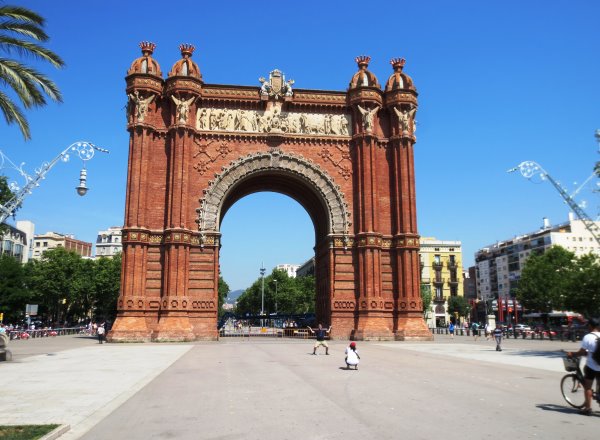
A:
7;326;86;341
219;326;318;339
427;327;585;342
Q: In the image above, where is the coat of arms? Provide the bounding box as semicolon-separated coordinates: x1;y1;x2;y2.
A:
259;69;294;100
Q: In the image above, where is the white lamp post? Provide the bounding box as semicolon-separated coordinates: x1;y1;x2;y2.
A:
0;141;109;224
260;263;266;326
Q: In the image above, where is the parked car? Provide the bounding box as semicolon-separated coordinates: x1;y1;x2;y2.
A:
514;324;531;332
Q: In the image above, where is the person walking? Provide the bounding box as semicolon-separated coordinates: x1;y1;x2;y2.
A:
345;341;360;370
472;321;480;341
449;322;455;339
308;323;331;355
97;323;105;344
567;317;600;415
493;325;503;351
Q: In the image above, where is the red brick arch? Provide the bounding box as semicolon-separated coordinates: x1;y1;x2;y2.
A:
109;44;432;342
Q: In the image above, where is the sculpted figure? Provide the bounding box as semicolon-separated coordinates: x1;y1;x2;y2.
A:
339;115;350;135
172;95;196;124
357;105;378;132
128;91;154;122
196;108;209;130
284;79;295;97
394;105;417;133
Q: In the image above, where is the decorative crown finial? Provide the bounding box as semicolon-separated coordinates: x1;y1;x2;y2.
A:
139;41;156;55
355;55;371;69
179;44;195;58
390;58;406;70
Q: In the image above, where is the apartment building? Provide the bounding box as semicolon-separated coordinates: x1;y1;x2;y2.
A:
32;232;92;259
475;214;600;302
419;237;464;327
96;226;122;258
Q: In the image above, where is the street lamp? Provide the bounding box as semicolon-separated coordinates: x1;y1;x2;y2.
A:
260;262;266;325
0;141;109;224
273;279;278;314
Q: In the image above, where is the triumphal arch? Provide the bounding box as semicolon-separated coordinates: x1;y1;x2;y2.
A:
109;42;432;342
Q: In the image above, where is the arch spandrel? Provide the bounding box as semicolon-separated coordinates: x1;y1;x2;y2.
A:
197;150;351;240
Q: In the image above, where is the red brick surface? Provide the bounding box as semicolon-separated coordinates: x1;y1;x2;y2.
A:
109;52;433;342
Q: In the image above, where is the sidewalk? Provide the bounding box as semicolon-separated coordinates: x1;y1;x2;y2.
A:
0;341;192;438
0;335;595;440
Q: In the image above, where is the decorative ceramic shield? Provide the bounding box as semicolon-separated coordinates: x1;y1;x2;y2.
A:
270;70;283;95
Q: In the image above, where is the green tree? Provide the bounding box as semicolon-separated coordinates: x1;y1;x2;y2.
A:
218;274;230;318
93;253;121;322
27;247;81;324
0;175;16;231
516;246;575;313
235;269;315;316
565;253;600;317
0;253;35;322
0;5;64;139
447;295;470;322
420;284;432;319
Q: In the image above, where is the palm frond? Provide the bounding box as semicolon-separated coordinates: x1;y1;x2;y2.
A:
0;88;30;139
0;36;64;68
0;21;49;41
0;6;44;26
0;58;48;107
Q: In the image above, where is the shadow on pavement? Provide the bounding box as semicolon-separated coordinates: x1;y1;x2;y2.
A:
536;403;598;417
508;350;565;359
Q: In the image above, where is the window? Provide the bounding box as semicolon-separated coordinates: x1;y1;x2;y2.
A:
434;255;441;264
43;241;48;247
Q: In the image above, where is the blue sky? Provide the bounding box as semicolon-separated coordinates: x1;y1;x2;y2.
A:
2;0;599;291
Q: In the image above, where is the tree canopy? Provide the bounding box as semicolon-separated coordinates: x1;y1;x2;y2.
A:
0;249;121;326
235;269;315;316
517;246;600;317
447;295;471;322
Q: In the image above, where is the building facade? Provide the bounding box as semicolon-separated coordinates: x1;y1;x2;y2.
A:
297;257;315;277
111;43;431;342
475;215;600;303
32;232;92;259
419;237;464;327
275;264;300;278
1;224;27;263
96;226;123;258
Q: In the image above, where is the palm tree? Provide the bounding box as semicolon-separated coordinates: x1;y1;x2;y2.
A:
0;5;64;140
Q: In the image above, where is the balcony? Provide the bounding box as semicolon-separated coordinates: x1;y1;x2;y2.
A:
447;260;458;269
449;278;459;285
434;295;447;302
433;277;445;286
432;261;443;269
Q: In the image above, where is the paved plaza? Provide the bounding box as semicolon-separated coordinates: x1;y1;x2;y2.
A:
0;334;597;439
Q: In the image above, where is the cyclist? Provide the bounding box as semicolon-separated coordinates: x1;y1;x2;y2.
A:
567;317;600;415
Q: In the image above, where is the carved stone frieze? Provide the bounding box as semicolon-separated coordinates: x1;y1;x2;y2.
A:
197;150;351;236
196;106;351;137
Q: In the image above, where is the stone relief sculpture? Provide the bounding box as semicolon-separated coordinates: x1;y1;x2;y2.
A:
195;107;352;136
128;91;155;122
171;95;196;124
357;104;379;133
394;105;417;133
259;69;294;99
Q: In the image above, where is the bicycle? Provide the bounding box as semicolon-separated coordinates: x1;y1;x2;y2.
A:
560;356;600;409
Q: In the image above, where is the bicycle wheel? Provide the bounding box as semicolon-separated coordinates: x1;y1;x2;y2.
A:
560;374;585;408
